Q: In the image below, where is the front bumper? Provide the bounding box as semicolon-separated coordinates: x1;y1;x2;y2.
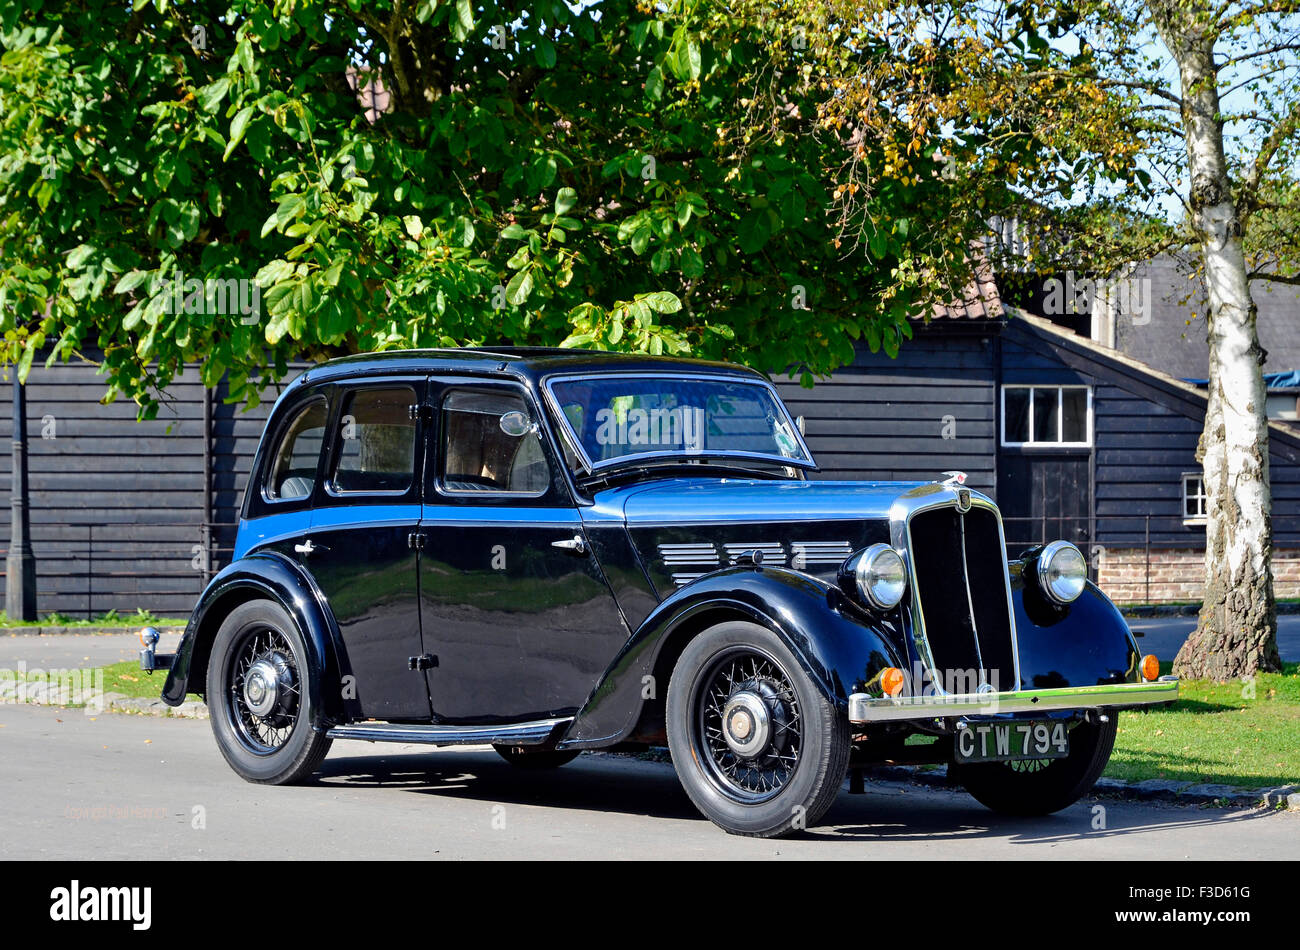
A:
848;679;1178;724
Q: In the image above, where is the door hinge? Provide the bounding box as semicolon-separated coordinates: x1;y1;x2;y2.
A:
408;654;438;671
408;531;427;551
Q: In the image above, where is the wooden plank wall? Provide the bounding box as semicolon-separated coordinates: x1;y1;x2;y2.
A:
23;322;1296;616
774;327;999;494
1001;319;1300;549
0;360;292;617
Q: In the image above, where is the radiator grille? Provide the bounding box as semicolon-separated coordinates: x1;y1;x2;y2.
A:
907;505;1016;693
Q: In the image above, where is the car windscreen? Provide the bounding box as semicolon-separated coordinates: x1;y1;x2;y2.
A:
547;374;812;471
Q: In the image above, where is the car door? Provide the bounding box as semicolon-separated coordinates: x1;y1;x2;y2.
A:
418;377;629;723
297;379;433;722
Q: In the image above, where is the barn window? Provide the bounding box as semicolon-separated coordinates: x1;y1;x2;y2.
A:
1183;473;1207;522
1001;386;1092;447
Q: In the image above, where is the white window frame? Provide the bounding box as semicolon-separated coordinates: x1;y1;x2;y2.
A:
1000;385;1093;448
1182;472;1207;524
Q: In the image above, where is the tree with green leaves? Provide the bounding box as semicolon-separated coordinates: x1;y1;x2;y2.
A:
790;0;1299;679
0;0;999;418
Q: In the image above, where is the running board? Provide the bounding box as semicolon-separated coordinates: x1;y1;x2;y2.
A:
326;718;571;747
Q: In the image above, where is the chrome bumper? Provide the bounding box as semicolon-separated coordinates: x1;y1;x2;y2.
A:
848;679;1178;724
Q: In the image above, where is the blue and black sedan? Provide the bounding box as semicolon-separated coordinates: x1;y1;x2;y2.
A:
145;348;1177;836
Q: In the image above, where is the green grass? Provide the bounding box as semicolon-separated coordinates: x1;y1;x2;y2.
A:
95;660;197;700
4;659;199;703
0;608;188;629
1106;661;1300;788
903;662;1300;789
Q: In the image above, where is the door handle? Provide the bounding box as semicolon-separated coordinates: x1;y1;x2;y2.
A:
551;534;588;556
294;540;328;556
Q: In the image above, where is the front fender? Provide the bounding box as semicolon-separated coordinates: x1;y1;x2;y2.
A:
1011;561;1142;689
161;552;347;723
561;566;907;748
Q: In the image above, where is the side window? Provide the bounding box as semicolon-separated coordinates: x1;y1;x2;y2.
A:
441;390;550;495
330;387;417;494
266;400;328;501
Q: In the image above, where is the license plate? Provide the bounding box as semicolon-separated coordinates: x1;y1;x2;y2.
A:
954;720;1070;763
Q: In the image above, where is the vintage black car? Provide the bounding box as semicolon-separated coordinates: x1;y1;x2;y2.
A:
146;348;1177;837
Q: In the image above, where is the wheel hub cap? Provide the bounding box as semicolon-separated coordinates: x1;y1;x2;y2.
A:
243;655;292;718
722;691;771;758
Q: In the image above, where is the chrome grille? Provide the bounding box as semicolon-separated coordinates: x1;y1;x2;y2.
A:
790;540;852;568
657;542;720;566
657;539;852;587
723;542;787;566
906;504;1018;693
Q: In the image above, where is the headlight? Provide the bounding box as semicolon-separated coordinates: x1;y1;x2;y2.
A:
848;543;907;610
1037;540;1087;604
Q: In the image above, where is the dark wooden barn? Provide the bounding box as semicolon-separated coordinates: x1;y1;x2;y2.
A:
6;294;1300;615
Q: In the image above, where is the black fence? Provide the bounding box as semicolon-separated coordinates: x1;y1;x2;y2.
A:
0;521;238;619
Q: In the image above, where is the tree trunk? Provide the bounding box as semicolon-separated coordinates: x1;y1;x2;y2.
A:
1151;2;1281;680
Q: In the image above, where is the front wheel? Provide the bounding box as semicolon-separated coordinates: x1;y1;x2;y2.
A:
951;714;1118;816
206;600;332;785
666;621;849;837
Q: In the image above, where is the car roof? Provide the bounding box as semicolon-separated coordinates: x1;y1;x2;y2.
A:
293;347;769;388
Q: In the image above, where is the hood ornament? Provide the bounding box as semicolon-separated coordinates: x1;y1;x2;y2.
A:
939;471;971;512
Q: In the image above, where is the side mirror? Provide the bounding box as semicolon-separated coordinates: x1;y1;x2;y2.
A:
795;415;806;436
499;410;537;438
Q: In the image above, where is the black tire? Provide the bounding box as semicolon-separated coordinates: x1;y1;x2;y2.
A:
493;746;580;769
206;600;332;785
666;621;850;837
951;715;1118;816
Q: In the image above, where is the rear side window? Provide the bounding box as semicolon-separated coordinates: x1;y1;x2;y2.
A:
266;400;327;501
331;386;417;494
441;390;549;495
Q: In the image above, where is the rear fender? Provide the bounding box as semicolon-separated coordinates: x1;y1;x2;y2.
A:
161;553;348;723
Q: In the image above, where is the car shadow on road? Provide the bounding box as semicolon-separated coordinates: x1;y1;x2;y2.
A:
814;782;1282;845
313;749;705;822
313;748;1284;843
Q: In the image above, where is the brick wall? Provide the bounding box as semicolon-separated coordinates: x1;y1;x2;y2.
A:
1096;547;1300;604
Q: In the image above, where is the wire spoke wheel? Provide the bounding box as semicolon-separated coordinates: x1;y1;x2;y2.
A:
225;625;302;756
691;647;803;804
668;621;849;836
954;715;1119;816
207;600;331;785
1006;758;1053;774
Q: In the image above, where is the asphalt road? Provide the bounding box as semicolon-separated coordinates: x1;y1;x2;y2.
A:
1128;615;1300;664
0;631;183;672
0;704;1294;860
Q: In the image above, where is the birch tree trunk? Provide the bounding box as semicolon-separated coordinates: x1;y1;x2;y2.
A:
1150;1;1281;679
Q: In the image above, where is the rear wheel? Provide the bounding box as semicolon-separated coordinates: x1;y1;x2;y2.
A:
206;600;332;785
951;715;1117;816
666;621;849;837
